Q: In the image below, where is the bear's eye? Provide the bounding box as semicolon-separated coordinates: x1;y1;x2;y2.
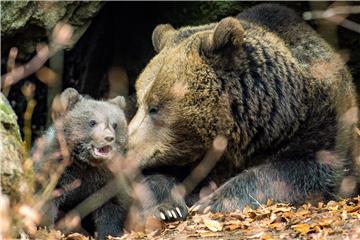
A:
149;105;159;116
89;120;97;127
113;123;118;130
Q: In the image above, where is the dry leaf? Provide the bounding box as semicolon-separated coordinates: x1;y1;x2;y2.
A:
261;232;275;240
224;224;242;231
269;222;286;231
203;218;223;232
296;209;310;216
318;218;333;226
176;221;187;232
291;223;312;235
63;233;89;240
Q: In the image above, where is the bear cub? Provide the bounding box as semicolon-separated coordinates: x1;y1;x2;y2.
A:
34;88;128;239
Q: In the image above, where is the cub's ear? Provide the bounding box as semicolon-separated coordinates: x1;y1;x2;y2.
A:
201;17;244;54
59;88;81;112
152;24;175;53
52;88;81;120
109;96;126;109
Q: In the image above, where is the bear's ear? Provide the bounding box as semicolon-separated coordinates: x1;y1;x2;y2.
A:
152;24;175;53
59;88;81;112
108;96;126;109
202;17;244;54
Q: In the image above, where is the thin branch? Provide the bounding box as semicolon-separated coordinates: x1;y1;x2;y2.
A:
303;5;360;20
303;5;360;33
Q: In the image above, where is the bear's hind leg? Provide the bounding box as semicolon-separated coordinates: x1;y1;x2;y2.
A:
191;158;337;213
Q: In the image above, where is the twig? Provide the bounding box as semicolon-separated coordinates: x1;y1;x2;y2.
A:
23;99;37;154
248;193;266;211
181;136;228;196
1;22;73;92
35;120;70;211
303;5;360;20
303;5;360;33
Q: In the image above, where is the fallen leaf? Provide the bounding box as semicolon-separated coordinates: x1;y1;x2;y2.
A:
266;199;273;206
176;221;187;232
291;223;312;235
296;209;310;216
269;222;286;231
203;218;223;232
318;218;333;227
261;232;275;240
145;216;164;233
224;224;242;231
63;233;88;240
229;212;244;220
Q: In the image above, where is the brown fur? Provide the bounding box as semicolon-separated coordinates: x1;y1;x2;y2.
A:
129;4;359;217
35;88;129;239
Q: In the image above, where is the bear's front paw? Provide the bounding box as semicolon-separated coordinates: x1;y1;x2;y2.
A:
149;202;188;222
190;188;242;214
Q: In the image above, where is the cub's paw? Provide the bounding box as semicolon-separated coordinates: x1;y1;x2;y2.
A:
151;202;188;222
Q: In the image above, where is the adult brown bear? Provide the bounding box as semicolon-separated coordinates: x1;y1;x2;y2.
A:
129;4;359;221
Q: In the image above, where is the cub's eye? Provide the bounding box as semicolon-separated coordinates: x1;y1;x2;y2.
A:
149;105;159;116
113;123;118;130
89;120;97;127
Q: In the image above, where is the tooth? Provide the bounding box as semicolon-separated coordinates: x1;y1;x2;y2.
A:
176;207;182;218
160;212;166;220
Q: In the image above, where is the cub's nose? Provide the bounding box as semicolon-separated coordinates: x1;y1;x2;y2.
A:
105;136;114;142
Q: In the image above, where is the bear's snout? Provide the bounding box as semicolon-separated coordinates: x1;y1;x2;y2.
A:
92;124;116;144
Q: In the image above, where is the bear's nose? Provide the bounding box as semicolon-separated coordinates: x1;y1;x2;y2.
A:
105;136;114;142
103;128;115;143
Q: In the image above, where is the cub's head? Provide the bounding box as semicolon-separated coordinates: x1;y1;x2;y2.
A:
128;18;243;168
58;88;127;167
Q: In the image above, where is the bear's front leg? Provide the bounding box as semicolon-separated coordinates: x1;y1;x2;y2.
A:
139;174;188;222
191;159;336;213
39;199;59;226
93;201;126;239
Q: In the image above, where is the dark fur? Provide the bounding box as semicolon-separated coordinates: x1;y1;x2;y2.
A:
129;4;359;221
35;88;129;239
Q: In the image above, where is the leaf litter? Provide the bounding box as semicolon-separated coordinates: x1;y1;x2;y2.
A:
35;196;360;240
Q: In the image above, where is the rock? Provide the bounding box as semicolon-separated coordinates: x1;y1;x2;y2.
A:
0;92;32;203
0;92;23;176
1;1;104;60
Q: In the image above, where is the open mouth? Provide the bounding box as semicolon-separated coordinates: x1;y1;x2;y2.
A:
91;145;113;164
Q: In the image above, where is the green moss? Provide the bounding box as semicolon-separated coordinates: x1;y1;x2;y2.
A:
0;93;29;198
0;97;21;141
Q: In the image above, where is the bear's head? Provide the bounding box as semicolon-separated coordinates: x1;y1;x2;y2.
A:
128;18;245;168
57;88;127;167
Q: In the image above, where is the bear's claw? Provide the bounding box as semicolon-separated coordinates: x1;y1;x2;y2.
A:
152;203;188;222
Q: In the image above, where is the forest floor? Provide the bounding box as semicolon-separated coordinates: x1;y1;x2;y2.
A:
38;196;360;240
